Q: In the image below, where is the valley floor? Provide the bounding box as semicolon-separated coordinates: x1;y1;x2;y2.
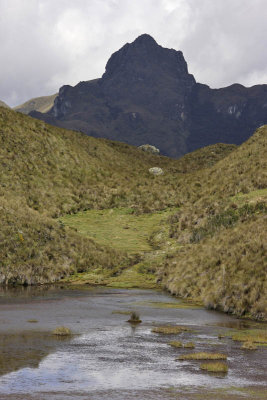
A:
60;207;178;289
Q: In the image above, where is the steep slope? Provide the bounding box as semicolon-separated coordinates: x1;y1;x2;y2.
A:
161;214;266;319
158;125;267;319
31;34;267;157
14;93;57;114
0;100;10;108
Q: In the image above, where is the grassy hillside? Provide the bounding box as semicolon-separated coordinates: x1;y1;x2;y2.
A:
14;94;58;114
0;100;10;108
0;196;131;285
0;107;266;319
1;107;231;286
158;126;267;319
0;107;235;217
160;206;266;319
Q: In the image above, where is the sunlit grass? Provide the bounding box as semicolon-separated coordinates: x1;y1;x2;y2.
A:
60;208;175;254
229;329;267;345
52;326;72;336
178;352;227;360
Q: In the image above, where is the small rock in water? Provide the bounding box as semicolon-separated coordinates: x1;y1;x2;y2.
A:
149;167;164;176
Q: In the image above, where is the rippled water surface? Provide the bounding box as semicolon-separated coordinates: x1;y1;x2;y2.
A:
0;286;266;400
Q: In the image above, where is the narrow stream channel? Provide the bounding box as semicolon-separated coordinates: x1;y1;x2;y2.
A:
0;286;266;399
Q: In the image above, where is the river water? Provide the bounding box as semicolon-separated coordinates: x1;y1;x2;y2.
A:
0;286;266;399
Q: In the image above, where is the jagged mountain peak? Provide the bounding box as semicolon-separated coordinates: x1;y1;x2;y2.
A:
102;33;193;89
30;35;267;158
132;33;158;45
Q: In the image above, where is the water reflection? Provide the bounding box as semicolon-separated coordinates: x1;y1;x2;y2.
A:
0;286;266;399
0;332;61;376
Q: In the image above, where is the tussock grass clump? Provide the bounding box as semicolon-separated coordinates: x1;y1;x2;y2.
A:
231;329;267;345
152;325;190;335
127;312;142;324
241;341;257;350
200;362;228;373
184;342;195;348
169;341;183;348
52;326;72;336
178;352;227;360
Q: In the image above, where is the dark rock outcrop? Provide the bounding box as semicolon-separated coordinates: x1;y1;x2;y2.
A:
31;34;267;157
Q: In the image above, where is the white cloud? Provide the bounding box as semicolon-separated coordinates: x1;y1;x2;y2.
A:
0;0;266;106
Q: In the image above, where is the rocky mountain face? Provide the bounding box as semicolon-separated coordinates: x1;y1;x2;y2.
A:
31;34;267;157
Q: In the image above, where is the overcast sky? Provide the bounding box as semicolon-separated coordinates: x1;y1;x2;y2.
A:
1;0;267;107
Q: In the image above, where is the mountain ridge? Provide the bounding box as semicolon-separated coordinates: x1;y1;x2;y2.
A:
14;93;58;114
30;34;267;157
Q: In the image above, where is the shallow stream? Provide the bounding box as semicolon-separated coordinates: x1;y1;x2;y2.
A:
0;286;266;399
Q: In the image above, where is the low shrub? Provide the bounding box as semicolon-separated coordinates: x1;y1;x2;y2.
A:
52;326;72;336
127;311;142;323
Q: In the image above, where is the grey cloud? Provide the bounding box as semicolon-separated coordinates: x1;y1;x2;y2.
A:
0;0;266;106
